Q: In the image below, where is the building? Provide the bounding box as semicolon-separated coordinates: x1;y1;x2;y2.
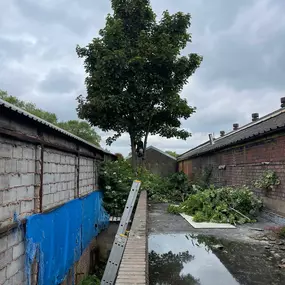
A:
128;145;177;177
0;99;115;284
178;98;285;217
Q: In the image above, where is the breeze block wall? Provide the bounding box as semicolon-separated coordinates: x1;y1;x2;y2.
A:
0;104;112;285
42;148;77;210
0;137;36;228
0;228;26;285
180;133;285;216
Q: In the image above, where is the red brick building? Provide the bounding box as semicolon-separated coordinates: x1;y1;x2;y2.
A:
178;100;285;216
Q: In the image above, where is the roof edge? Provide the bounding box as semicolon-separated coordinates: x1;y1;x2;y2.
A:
0;99;114;156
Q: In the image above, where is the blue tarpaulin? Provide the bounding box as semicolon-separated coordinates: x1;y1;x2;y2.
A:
25;191;109;285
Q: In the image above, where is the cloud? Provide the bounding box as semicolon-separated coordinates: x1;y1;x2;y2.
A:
0;0;284;156
39;68;80;94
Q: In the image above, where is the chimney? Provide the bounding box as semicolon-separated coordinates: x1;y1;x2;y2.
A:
220;131;225;137
281;97;285;108
209;134;214;145
233;123;239;131
252;113;259;122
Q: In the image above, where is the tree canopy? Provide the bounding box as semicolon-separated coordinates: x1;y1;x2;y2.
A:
57;120;101;146
165;151;179;158
0;90;101;146
0;90;58;124
76;0;202;168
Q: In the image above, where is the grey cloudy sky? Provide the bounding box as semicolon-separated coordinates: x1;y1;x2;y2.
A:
1;0;284;155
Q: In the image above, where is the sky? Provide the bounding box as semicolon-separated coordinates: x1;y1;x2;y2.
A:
1;0;285;156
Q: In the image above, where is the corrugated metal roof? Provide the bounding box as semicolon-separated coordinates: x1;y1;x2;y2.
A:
0;98;113;155
178;108;285;161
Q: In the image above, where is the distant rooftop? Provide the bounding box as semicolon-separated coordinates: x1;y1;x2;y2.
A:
178;106;285;161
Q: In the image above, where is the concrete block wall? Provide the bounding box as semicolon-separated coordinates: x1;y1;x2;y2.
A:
0;136;35;228
0;228;26;285
0;137;101;285
42;148;76;210
79;157;95;197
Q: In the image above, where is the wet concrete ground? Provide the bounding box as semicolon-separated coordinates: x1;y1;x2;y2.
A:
148;203;285;285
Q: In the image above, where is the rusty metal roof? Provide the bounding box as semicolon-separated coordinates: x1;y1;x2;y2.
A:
0;98;113;156
178;108;285;161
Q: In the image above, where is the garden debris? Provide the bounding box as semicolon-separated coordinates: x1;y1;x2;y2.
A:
168;186;263;225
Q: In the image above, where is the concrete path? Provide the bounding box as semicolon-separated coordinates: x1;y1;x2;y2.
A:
148;203;285;285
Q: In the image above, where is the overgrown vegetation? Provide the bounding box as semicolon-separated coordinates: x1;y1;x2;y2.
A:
191;166;213;189
168;186;263;225
79;275;100;285
99;160;193;216
254;170;280;191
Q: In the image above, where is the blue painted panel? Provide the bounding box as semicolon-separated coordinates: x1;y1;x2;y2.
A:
25;191;109;285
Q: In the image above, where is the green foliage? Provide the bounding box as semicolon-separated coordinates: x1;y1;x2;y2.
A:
167;204;181;215
254;170;280;191
99;160;135;216
0;90;58;124
99;161;193;216
0;89;101;146
149;250;200;285
192;166;213;189
76;0;202;167
57;120;101;146
165;151;179;158
167;172;193;202
168;186;263;225
79;275;100;285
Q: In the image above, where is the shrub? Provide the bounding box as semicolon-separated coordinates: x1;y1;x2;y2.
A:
168;186;263;225
167;172;193;202
99;160;135;216
99;161;194;216
254;170;280;191
99;160;170;215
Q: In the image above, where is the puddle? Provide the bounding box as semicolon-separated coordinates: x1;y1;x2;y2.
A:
149;233;285;285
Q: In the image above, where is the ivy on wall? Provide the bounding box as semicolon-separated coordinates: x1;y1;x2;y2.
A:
254;170;280;191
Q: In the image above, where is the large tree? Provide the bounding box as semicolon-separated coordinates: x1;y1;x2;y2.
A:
76;0;202;168
0;90;101;146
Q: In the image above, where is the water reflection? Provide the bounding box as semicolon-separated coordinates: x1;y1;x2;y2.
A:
149;234;240;285
149;250;200;285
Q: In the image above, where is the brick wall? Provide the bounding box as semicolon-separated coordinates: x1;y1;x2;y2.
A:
179;133;285;215
116;191;148;285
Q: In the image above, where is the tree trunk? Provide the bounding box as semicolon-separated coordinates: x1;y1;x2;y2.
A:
142;130;149;165
130;134;137;172
142;115;153;165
